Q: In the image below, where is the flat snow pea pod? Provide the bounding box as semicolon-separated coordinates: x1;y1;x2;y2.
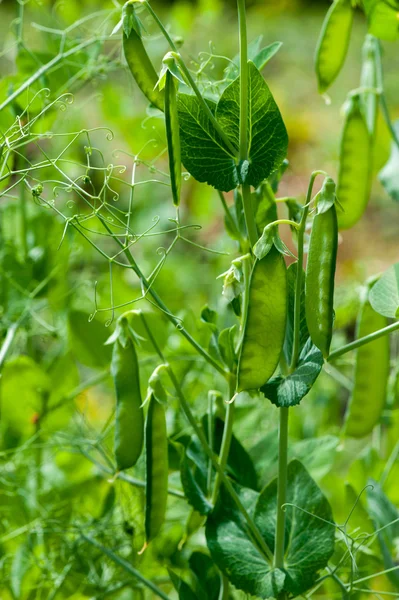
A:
360;34;379;137
305;201;338;359
237;246;287;392
337;94;372;230
315;0;354;94
111;333;144;471
145;393;168;545
123;19;164;111
165;69;181;206
344;300;390;438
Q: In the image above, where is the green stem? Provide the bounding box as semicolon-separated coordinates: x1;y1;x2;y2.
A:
144;1;178;51
19;175;28;259
328;320;399;362
211;377;236;504
91;217;229;379
274;407;289;569
218;190;245;248
140;313;274;563
237;0;257;248
82;535;171;600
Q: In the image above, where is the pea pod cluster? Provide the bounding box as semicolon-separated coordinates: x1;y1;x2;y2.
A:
337;94;372;230
145;393;168;546
315;0;353;94
237;246;287;392
344;299;390;438
122;5;164;111
111;323;144;471
305;179;338;359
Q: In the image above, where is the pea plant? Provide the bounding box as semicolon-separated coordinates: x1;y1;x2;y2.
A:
1;0;399;598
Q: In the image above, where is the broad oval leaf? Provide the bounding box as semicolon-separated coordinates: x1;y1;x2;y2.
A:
178;62;288;192
261;338;323;407
369;263;399;318
206;460;335;598
254;460;335;597
217;62;288;190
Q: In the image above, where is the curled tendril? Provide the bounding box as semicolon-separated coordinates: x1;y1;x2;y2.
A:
156;247;167;258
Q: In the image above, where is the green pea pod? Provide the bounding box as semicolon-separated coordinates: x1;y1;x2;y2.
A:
344;300;390;437
165;70;181;206
315;0;354;94
123;25;164;111
337;94;372;230
145;393;168;545
111;334;144;471
360;34;379;137
305;203;338;359
237;246;287;392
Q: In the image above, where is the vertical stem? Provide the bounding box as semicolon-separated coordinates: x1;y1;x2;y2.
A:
237;0;258;248
19;176;28;259
274;406;289;569
211;377;236;504
275;171;324;573
218;573;230;600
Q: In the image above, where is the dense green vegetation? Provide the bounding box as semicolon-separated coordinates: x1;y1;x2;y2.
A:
1;1;399;598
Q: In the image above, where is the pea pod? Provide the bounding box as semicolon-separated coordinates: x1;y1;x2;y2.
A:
344;300;390;437
315;0;354;94
237;246;287;392
165;69;181;206
122;7;164;111
360;34;379;137
145;393;168;545
305;200;338;359
111;330;144;471
337;94;372;230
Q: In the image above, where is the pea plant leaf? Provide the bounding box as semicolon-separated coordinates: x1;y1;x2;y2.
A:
206;460;335;598
379;122;399;202
369;263;399;318
206;485;286;599
178;62;288;192
261;338;324;407
224;36;282;83
254;460;335;597
363;0;399;41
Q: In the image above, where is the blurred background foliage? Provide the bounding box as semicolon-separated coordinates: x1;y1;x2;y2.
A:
0;0;398;598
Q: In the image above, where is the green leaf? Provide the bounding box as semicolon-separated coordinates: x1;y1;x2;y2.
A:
206;485;286;599
363;0;399;40
379;122;399;202
68;311;112;369
367;481;399;589
189;552;220;600
168;569;198;600
203;415;258;490
179;440;213;516
217;62;288;189
369;263;399;318
206;460;335;598
217;326;237;371
177;94;239;192
261;338;324;407
224;36;279;81
178;62;287;192
255;460;335;596
253;42;283;71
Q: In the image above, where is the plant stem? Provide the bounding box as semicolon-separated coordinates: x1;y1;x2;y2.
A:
237;0;258;248
140;313;274;563
211;377;236;504
218;573;230;600
274;407;289;569
328;320;399;362
82;535;171;600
